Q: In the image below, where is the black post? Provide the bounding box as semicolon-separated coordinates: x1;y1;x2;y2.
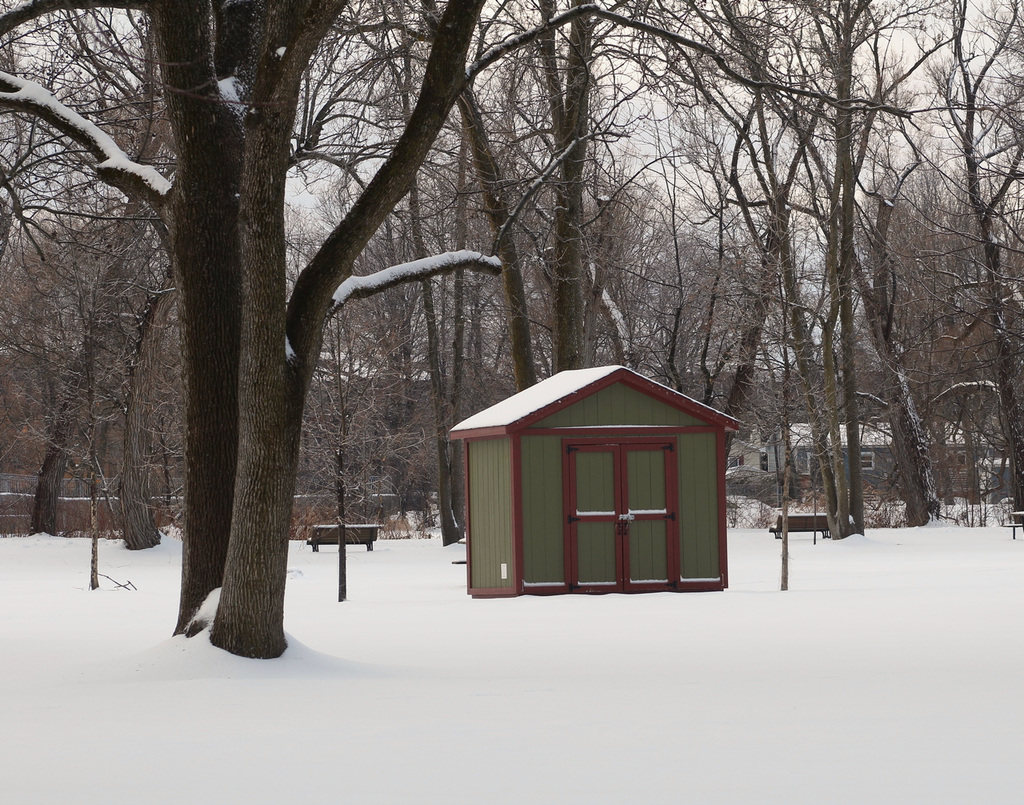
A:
337;444;347;603
335;323;348;603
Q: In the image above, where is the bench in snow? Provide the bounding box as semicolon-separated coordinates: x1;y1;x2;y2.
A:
307;524;379;552
769;513;830;540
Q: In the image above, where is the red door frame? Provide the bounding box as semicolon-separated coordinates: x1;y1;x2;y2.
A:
563;438;680;593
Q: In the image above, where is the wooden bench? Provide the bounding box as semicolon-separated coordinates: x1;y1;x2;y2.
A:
769;513;830;540
307;524;379;552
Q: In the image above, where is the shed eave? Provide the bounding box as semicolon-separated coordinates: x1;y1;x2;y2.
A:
449;424;514;441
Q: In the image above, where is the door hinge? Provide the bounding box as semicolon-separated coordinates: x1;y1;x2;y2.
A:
567;515;580;524
662;443;674;452
665;512;676;521
566;445;579;454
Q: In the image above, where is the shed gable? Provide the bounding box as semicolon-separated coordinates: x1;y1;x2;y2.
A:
531;381;704;429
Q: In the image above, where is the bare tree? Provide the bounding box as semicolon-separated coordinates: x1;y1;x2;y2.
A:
936;0;1024;509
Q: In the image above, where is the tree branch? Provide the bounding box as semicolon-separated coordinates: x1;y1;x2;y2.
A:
286;0;486;359
0;0;151;38
0;72;171;209
329;250;501;315
469;5;909;117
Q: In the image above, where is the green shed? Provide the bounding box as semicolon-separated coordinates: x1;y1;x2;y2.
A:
450;366;739;598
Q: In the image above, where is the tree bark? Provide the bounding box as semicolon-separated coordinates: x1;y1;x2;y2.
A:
457;88;536;390
539;0;593;372
4;0;489;657
422;277;462;545
120;278;174;550
31;426;69;535
949;3;1024;510
211;0;486;657
858;196;940;525
152;1;248;635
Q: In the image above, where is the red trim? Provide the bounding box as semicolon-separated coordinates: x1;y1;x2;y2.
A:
717;429;730;589
664;437;681;587
451;425;510;441
561;443;574;590
524;425;718;437
564;438;680;594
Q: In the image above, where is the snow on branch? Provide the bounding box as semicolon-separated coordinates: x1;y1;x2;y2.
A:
0;72;171;201
589;261;628;348
332;250;502;310
933;381;998;401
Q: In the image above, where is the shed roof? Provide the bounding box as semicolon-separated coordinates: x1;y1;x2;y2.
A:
451;365;739;437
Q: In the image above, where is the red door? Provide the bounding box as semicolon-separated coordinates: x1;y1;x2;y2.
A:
566;441;679;592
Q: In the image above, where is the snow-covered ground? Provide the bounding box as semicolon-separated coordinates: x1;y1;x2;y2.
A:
1;526;1022;804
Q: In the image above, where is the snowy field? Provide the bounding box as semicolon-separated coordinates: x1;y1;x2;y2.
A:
1;526;1022;804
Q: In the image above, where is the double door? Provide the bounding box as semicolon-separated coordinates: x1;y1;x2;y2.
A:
566;440;679;592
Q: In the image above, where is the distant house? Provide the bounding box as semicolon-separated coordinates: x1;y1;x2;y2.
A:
762;423;898;490
732;424;1011;504
451;366;739;598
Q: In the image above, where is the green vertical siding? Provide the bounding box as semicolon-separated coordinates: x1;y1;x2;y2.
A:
677;432;721;580
576;521;617;584
627;449;666;511
629;520;668;582
468;439;514;589
534;382;703;428
574;451;615;513
627;449;669;581
520;436;565;585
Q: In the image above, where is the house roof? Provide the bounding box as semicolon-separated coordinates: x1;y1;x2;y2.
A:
451;365;739;437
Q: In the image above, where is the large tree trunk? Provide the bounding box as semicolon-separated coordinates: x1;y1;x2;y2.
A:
859;196;940;526
409;168;462;546
422;277;463;546
120;279;175;550
153;3;246;635
778;208;842;535
457;89;536;390
209;0;486;657
31;428;69;535
981;229;1024;510
835;96;865;537
539;1;593;372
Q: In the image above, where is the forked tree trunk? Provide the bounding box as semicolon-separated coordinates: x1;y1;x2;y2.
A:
209;0;487;656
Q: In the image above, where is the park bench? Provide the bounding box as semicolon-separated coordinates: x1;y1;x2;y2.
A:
769;513;830;540
307;523;379;552
1005;511;1024;540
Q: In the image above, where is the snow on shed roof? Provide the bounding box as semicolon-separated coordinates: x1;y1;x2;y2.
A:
452;366;620;433
451;365;738;435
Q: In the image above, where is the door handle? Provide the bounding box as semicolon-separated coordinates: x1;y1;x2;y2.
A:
618;513;635;521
